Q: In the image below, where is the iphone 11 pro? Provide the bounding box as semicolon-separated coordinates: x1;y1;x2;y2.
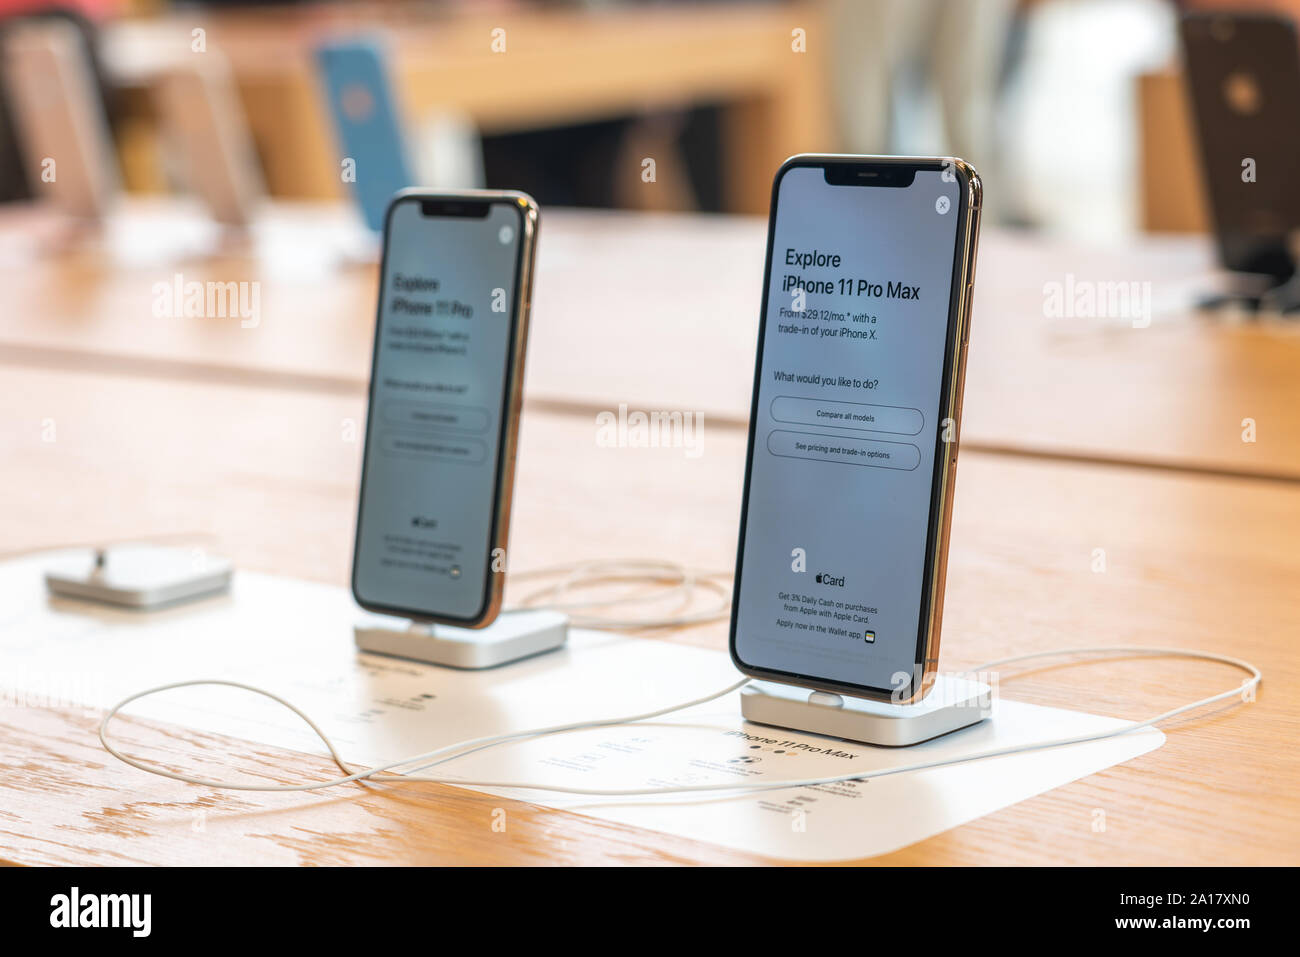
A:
352;190;539;627
730;155;981;703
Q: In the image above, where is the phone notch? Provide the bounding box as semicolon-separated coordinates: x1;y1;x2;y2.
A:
823;163;917;188
419;198;491;219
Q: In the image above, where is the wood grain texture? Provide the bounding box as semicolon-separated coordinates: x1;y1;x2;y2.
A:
3;206;1298;479
0;367;1295;864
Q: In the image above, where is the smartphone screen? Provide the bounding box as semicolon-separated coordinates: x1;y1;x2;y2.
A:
731;159;971;698
352;194;531;624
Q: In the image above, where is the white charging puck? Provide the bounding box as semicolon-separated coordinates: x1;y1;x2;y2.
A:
44;544;233;609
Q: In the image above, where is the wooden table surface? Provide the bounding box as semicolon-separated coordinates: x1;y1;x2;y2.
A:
1;206;1297;864
3;206;1298;480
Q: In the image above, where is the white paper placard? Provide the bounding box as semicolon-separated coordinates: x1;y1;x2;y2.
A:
0;553;1163;861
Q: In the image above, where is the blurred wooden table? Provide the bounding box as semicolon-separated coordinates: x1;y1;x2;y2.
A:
3;205;1299;479
105;1;834;214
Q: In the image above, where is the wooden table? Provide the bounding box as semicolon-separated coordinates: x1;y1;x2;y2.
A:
1;205;1297;864
4;205;1299;480
0;363;1296;865
104;1;834;214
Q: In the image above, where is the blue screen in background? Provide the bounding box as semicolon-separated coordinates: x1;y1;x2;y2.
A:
733;165;961;693
353;198;522;621
315;40;414;233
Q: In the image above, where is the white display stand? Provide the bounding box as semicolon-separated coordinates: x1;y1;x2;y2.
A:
44;544;233;609
740;674;992;747
354;609;568;669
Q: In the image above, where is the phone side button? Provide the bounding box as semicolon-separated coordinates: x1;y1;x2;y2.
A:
961;283;974;344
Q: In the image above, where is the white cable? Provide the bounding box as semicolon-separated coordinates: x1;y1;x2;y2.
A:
99;646;1260;798
513;559;697;615
506;557;733;628
99;675;751;792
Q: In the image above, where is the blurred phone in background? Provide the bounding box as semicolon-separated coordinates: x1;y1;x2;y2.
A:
154;50;265;229
1180;12;1300;287
315;38;414;233
2;19;119;221
352;190;539;627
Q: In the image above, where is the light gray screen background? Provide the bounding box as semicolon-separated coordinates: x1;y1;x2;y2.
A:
734;166;960;691
354;199;520;619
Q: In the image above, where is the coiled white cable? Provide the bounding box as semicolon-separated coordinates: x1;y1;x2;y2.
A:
507;558;733;629
99;647;1260;798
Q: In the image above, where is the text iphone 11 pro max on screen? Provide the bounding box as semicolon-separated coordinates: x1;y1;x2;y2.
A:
731;156;981;703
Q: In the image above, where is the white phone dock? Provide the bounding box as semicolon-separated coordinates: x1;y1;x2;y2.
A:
354;609;568;669
740;674;992;747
